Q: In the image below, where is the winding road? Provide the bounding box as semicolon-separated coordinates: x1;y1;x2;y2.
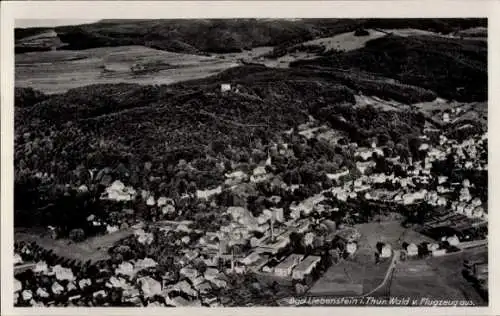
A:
361;250;400;297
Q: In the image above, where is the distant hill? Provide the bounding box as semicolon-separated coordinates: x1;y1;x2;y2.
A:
15;29;65;53
14;18;486;54
15;27;54;40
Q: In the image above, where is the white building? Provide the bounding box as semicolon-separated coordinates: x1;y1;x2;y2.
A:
53;265;75;282
51;281;64;295
427;243;440;252
432;249;447;257
21;290;33;301
471;198;482;207
78;278;91;289
443;113;450;123
253;166;267;176
472;207;485;219
327;169;350;181
14;253;23;265
464;204;475;217
196;186;222;200
272;208;285;223
102;180;137;202
419;143;429;151
346;241;358;255
447;235;460;246
380;244;392;258
240;252;262;266
221;83;231;93
274;254;303;277
106;225;119;234
36;288;50;298
146;196;156;206
438;176;448;185
292;256;321;280
406;243;418;257
138;276;162;298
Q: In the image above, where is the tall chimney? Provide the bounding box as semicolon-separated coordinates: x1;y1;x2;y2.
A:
270;216;275;242
231;246;235;272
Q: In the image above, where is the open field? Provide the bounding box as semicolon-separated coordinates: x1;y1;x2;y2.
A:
354;95;412;112
15;227;135;263
301;29;388;52
308;257;390;296
15;45;274;94
388;247;487;305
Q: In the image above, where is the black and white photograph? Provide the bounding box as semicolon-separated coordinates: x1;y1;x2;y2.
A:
1;1;496;314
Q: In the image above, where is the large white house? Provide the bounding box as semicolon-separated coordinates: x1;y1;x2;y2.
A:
406;243;418;257
380;244;392;258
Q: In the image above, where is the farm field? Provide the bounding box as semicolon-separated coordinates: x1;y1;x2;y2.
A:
294;28;459;54
308;254;390;297
388;247;487;305
15;45;274;94
300;29;388;52
354;95;412;112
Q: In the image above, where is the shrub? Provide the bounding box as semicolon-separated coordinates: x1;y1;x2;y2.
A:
354;28;370;37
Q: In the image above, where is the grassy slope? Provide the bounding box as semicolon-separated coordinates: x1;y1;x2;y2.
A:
390;249;487;305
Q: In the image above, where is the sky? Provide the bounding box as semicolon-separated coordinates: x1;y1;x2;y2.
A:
15;19;100;28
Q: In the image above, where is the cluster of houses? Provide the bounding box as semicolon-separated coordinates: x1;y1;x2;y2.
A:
329;131;488;220
14;244;224;307
17;105;488;306
173;204;325;281
264;254;322;281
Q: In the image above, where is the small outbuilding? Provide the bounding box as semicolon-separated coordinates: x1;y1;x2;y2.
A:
220;83;231;93
406;243;419;257
380;244;392;258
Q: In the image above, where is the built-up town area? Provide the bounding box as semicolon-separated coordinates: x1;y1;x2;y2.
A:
14;97;488;307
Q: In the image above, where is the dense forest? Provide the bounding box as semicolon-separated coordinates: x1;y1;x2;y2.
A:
14;70;433;235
